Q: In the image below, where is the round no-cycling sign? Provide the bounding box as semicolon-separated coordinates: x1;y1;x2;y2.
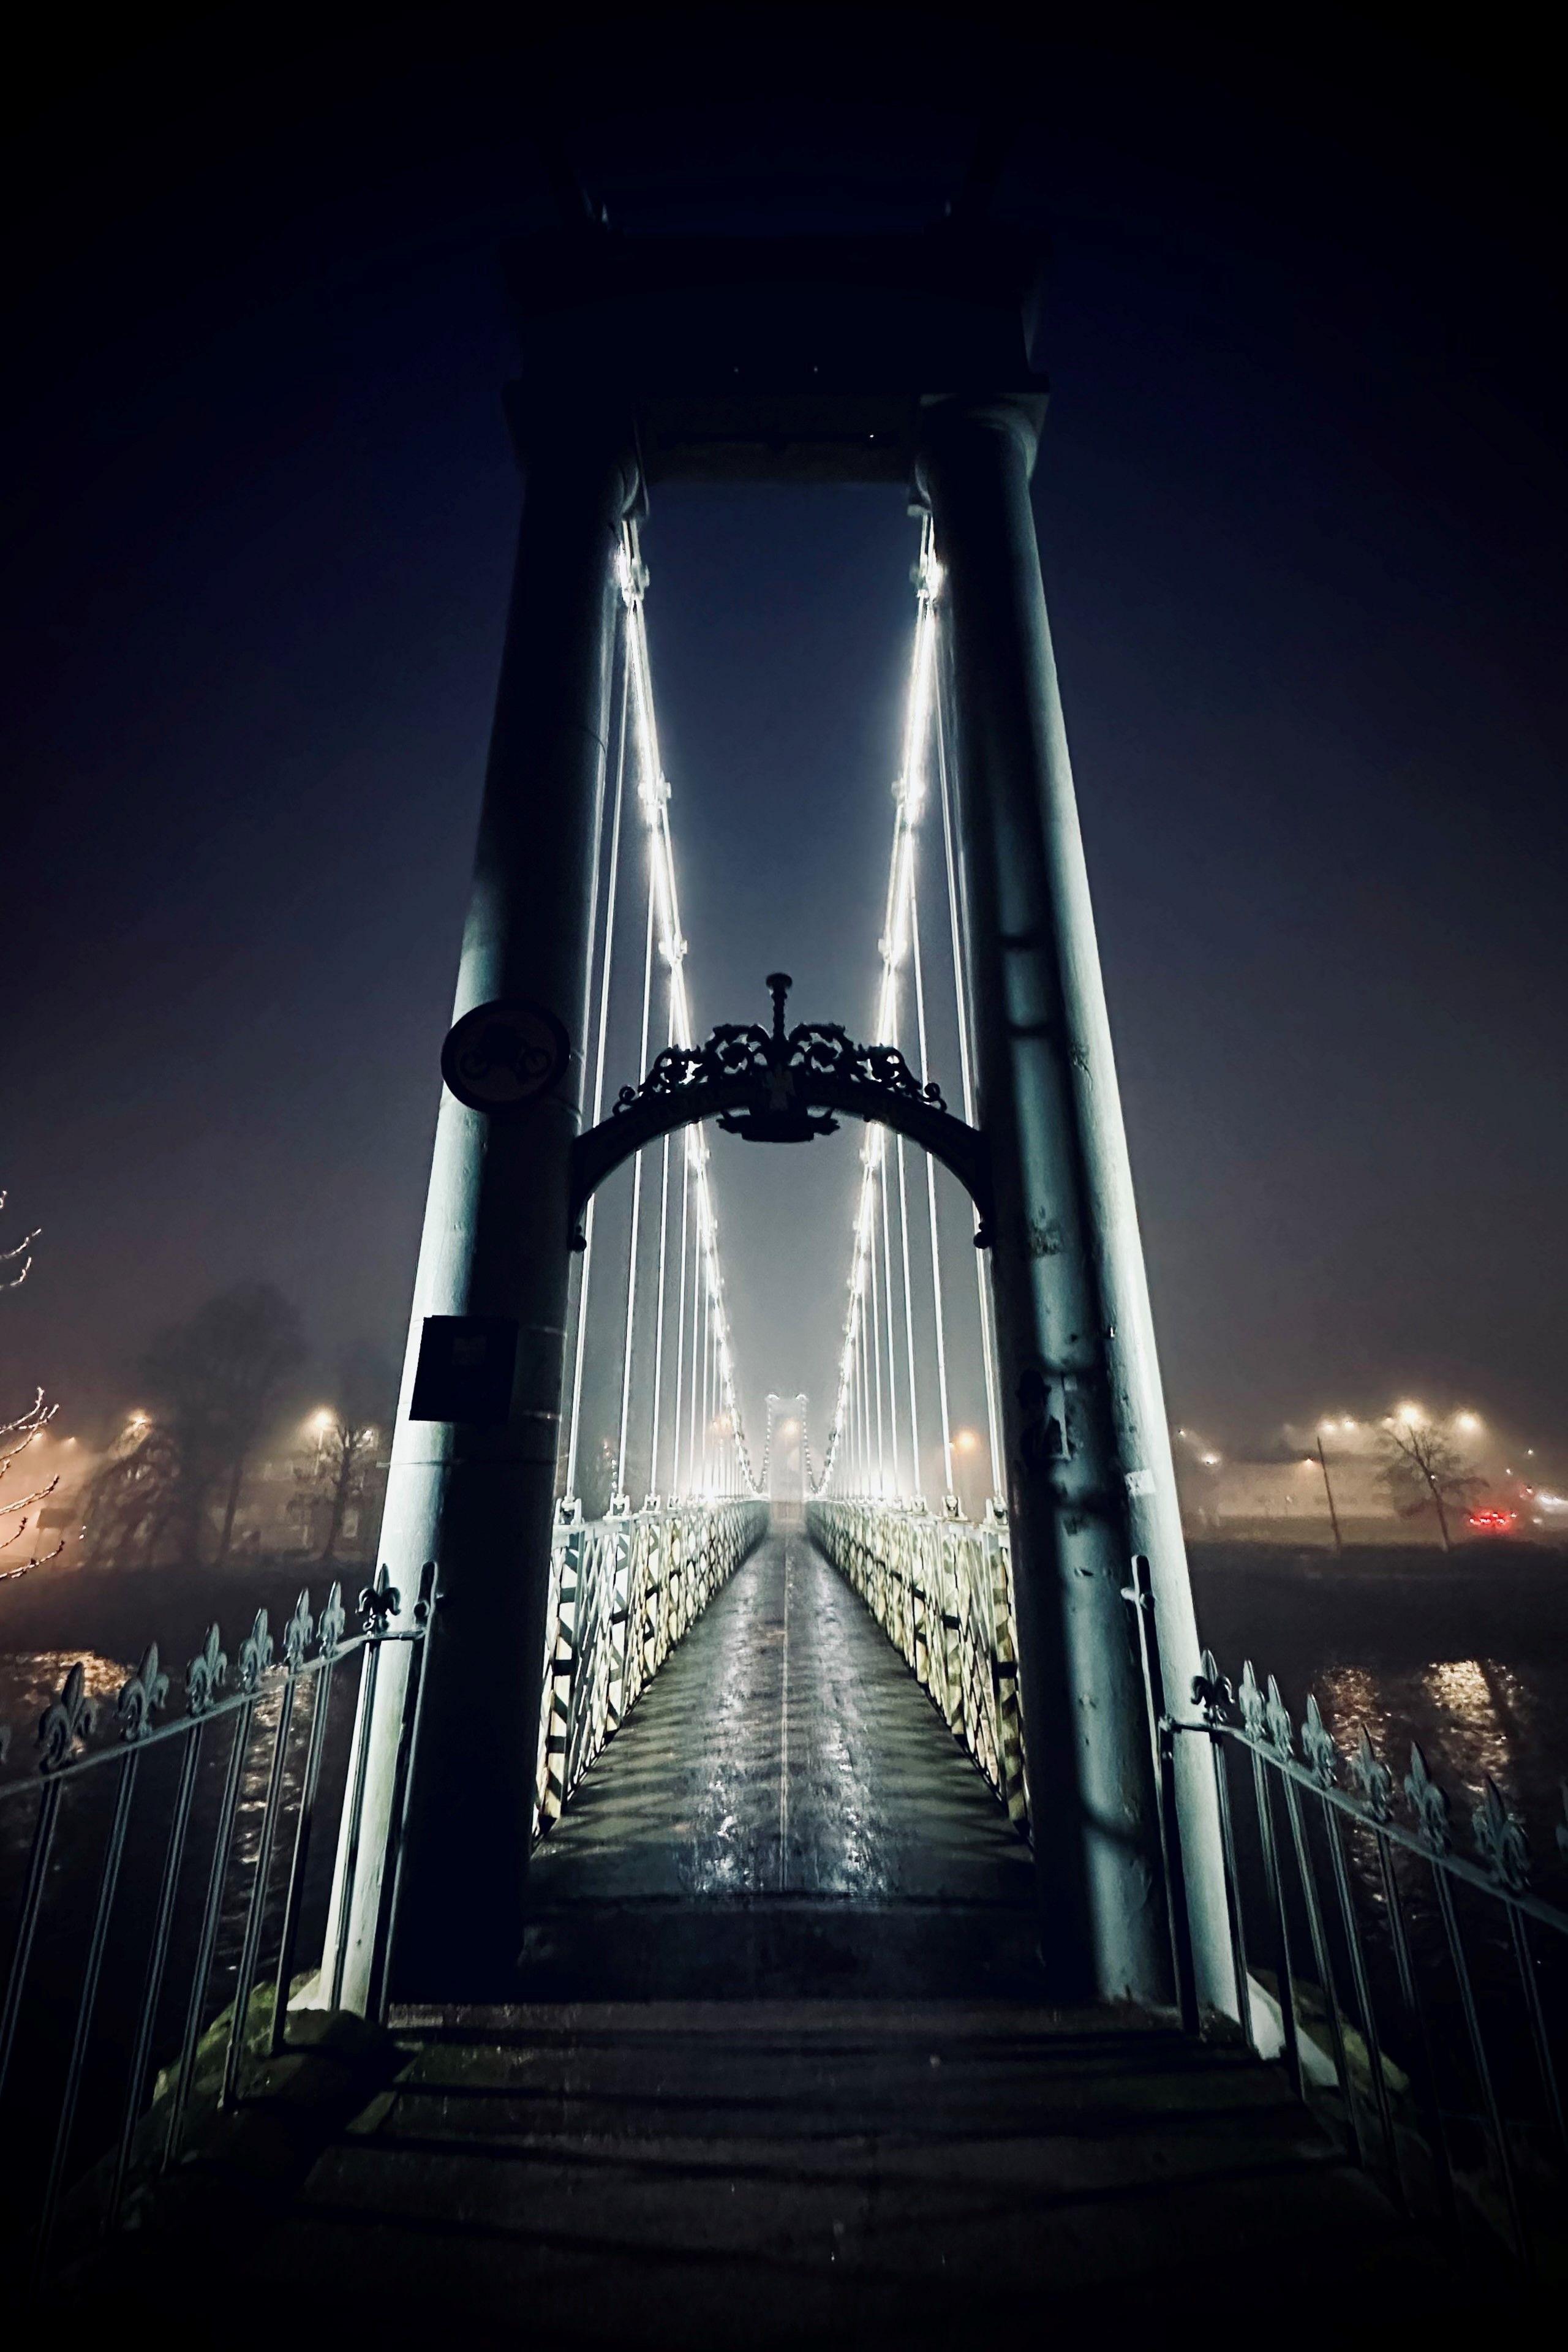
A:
440;998;570;1113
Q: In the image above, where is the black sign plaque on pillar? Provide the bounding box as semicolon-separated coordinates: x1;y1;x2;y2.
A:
409;1316;519;1427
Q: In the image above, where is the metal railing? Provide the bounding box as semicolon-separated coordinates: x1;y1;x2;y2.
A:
808;1498;1028;1830
0;1566;432;2269
1125;1559;1568;2272
535;1498;767;1832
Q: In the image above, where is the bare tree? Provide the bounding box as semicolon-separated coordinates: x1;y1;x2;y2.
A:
80;1420;185;1567
1;1188;61;1583
1378;1415;1485;1551
85;1283;306;1567
297;1342;393;1562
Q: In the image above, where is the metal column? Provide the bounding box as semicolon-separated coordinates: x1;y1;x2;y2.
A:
321;404;639;2007
918;395;1232;2011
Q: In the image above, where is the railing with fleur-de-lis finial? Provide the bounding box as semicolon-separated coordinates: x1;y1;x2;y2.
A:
0;1565;434;2271
1123;1561;1568;2274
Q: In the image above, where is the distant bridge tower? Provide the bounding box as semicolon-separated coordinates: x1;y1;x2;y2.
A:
766;1392;809;1530
325;224;1231;2019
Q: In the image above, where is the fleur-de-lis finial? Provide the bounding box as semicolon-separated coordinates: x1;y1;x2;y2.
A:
1237;1660;1267;1742
116;1644;168;1742
1404;1744;1451;1855
1348;1725;1393;1822
1301;1693;1338;1789
185;1624;228;1717
1191;1649;1238;1727
236;1610;274;1695
282;1589;314;1670
1264;1675;1295;1760
38;1662;94;1773
1472;1777;1530;1893
359;1565;401;1629
317;1580;346;1658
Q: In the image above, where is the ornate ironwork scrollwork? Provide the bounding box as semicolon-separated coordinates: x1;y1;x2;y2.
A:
573;973;992;1248
615;976;943;1139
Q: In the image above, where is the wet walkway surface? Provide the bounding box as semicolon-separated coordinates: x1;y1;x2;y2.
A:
519;1535;1043;1999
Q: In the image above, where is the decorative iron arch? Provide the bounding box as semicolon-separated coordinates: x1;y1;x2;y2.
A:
570;973;993;1248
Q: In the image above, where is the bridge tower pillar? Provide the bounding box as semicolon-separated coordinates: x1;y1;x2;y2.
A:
918;397;1232;2011
320;402;639;2007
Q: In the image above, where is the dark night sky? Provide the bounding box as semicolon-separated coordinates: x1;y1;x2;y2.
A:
3;9;1564;1462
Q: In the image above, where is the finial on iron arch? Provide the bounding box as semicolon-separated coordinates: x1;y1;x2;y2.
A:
766;972;792;1046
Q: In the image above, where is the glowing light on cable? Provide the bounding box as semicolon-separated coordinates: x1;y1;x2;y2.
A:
819;521;943;1493
619;525;759;1496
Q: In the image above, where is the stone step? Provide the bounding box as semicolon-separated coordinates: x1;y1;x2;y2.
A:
236;2005;1471;2337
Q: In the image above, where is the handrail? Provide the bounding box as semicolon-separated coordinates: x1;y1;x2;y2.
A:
0;1566;434;2272
0;1625;420;1799
1124;1565;1568;2274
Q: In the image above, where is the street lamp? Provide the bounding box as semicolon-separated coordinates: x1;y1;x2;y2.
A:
1313;1433;1344;1555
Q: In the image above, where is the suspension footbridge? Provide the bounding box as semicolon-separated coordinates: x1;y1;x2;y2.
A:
3;221;1551;2317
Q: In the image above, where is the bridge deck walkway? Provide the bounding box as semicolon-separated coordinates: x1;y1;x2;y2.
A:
518;1529;1042;1999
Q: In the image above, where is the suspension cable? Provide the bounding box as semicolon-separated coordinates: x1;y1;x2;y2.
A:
619;522;759;1496
673;1140;691;1492
935;641;1005;1497
876;1142;902;1490
565;624;631;1501
818;519;938;1493
867;1164;888;1491
908;864;955;1494
616;880;657;1493
648;1129;672;1496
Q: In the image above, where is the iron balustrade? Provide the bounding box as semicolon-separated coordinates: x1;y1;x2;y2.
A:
1123;1556;1568;2274
536;1498;767;1833
807;1498;1028;1831
0;1565;432;2270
